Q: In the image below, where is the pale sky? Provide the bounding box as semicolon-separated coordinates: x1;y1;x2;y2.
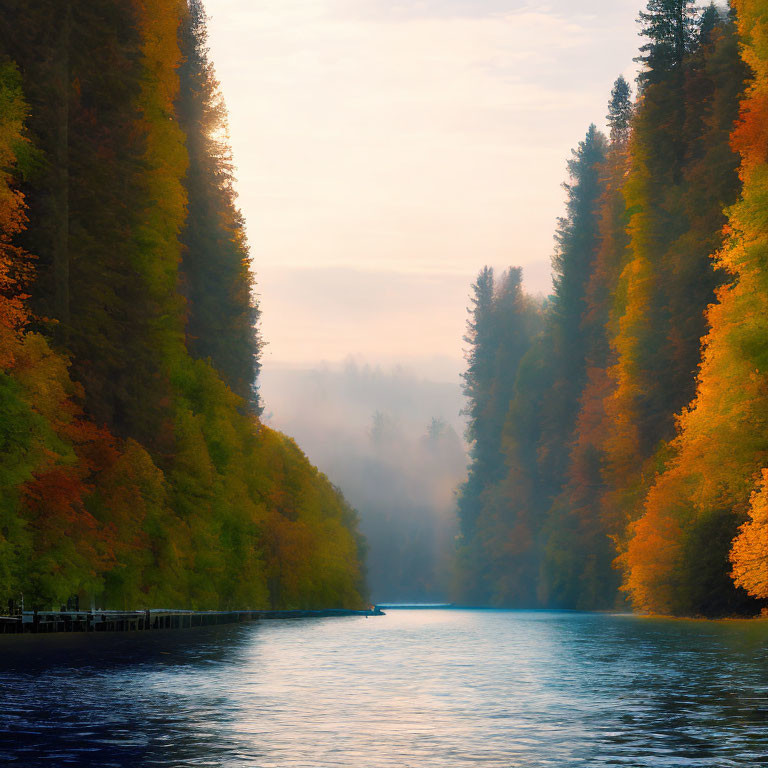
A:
206;0;641;381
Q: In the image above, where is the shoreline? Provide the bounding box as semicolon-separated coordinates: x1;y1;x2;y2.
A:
0;606;385;637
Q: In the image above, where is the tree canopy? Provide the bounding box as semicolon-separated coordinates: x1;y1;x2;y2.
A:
0;0;366;611
455;2;763;617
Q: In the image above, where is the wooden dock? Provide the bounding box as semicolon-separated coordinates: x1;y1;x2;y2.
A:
0;607;384;635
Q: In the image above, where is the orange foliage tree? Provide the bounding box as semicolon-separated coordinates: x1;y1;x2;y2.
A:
625;0;768;615
727;0;768;604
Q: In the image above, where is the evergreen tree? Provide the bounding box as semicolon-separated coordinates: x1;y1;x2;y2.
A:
456;267;542;603
0;0;179;446
535;127;609;606
178;0;262;412
540;125;607;491
636;0;698;86
540;106;633;609
699;3;722;43
607;76;633;145
459;266;497;541
603;8;743;488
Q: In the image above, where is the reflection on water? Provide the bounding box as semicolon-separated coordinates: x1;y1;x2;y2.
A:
1;610;767;766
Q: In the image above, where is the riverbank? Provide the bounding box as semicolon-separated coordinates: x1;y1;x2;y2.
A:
0;607;384;636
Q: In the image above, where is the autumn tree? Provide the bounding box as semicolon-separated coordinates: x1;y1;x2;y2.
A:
600;9;745;591
731;472;768;601
624;0;766;616
455;8;751;615
0;0;368;612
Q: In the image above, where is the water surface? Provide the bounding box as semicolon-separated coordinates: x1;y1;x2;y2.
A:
1;609;767;766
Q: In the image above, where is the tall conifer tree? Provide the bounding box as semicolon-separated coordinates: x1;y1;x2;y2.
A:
636;0;698;85
540;125;607;491
177;0;262;412
607;76;633;145
459;266;497;541
457;267;541;604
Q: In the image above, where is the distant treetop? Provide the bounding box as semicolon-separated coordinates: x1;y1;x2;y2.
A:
635;0;699;86
607;75;633;145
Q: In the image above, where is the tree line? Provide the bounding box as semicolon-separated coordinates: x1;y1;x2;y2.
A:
457;0;768;617
0;0;366;611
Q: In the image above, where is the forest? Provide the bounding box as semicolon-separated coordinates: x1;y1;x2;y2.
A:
0;0;366;611
457;0;768;618
3;0;767;621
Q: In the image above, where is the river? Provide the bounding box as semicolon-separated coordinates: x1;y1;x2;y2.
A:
1;609;767;766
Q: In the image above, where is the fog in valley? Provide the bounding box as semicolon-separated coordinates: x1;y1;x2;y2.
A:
260;361;468;603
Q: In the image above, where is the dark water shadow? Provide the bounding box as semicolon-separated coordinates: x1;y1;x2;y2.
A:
0;624;259;767
0;623;254;673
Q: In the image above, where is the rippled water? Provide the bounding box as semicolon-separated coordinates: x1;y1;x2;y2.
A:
1;609;768;766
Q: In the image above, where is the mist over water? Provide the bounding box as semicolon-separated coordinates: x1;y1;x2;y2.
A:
260;361;468;602
3;610;768;767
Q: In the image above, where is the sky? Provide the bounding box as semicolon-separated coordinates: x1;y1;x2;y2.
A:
205;0;641;382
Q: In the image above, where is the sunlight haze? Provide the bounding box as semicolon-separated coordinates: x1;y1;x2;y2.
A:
206;0;641;378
